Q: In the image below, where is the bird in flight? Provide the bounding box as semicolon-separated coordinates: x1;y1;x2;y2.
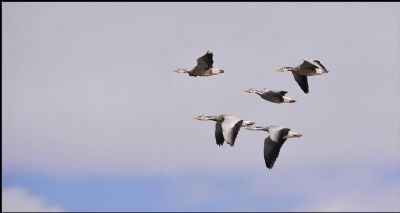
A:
194;114;254;147
174;51;225;77
244;125;302;169
276;59;328;93
244;88;296;104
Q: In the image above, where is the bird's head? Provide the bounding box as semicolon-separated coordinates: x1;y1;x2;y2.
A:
284;129;303;139
173;68;187;73
276;67;289;72
194;114;207;121
244;88;256;94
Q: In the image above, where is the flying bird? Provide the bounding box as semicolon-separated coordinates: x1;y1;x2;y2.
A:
194;114;254;147
276;59;329;93
174;51;225;77
244;88;296;104
244;125;302;169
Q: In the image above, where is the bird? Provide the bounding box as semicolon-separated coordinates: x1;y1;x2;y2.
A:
244;125;302;169
276;59;329;93
194;114;254;147
244;88;296;104
173;51;225;77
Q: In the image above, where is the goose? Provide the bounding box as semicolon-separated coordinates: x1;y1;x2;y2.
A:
276;59;329;93
244;125;302;169
244;88;296;104
174;51;224;77
194;114;254;147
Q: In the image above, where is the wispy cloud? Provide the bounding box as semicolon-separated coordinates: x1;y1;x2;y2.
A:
2;187;63;212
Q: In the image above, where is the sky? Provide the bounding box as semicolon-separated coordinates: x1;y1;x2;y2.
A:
2;2;400;212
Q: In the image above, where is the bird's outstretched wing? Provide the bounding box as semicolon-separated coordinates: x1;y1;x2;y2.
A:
263;137;284;169
215;122;224;146
221;116;243;147
299;59;318;69
194;51;214;72
268;90;288;96
313;60;328;72
262;91;285;102
292;72;309;93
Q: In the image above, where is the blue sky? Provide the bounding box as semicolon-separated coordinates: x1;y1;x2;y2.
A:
4;163;400;211
3;2;400;212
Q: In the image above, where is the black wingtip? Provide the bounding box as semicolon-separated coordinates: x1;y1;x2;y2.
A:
299;85;309;94
301;85;309;94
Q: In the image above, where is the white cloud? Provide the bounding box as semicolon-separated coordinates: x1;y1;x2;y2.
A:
2;187;63;212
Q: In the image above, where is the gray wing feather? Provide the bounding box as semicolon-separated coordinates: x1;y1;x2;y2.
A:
292;72;309;93
313;60;328;72
215;122;224;146
192;52;214;75
268;90;288;96
299;60;318;69
264;137;284;169
221;116;243;146
262;91;284;103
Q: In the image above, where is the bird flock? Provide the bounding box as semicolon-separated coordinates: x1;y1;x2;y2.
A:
174;51;328;170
